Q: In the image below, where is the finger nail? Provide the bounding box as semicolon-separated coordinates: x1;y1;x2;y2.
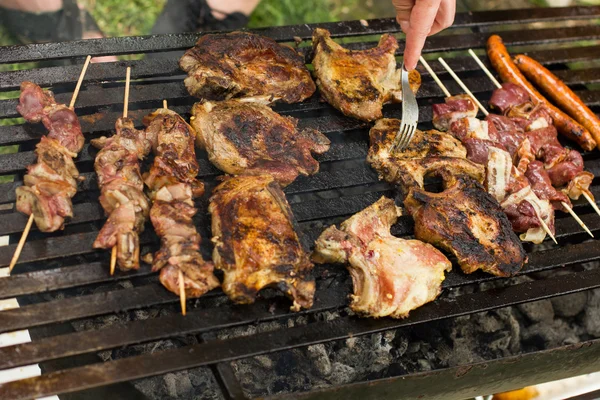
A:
399;21;409;33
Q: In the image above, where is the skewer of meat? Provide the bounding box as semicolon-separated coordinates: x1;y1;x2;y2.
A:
92;67;156;275
143;101;219;316
467;50;600;224
422;57;556;244
8;56;92;272
436;56;593;238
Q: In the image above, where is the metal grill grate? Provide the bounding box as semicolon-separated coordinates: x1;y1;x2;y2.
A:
1;6;600;399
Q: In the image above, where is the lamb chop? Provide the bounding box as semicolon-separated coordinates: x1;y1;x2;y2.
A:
209;174;315;311
367;118;485;188
179;32;315;104
312;28;421;122
313;197;451;318
15;82;84;233
190;100;330;186
405;176;526;277
143;108;219;298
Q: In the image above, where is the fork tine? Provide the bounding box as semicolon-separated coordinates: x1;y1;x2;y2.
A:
399;123;414;150
401;124;416;150
397;123;409;150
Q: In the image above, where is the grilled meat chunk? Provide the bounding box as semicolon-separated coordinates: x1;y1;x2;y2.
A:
405;177;526;277
144;108;218;298
367;119;485;188
432;94;478;131
179;32;315;103
18;81;84;153
190;100;330;186
209;174;315;311
92;117;154;271
312;28;421;121
313;197;451;318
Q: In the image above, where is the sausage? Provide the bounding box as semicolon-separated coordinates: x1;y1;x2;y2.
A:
514;54;600;149
486;35;596;151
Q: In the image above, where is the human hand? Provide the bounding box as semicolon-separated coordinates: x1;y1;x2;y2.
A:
392;0;456;70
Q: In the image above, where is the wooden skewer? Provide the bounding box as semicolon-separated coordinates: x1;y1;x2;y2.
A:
179;269;186;316
110;67;133;276
468;51;594;237
467;49;502;89
438;57;488;116
562;201;593;237
8;213;34;272
9;56;92;273
536;211;558;244
419;56;451;98
123;67;131;118
583;192;600;218
69;55;92;110
161;98;186;315
110;246;117;276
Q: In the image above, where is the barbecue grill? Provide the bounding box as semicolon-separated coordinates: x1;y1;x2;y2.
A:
1;6;600;399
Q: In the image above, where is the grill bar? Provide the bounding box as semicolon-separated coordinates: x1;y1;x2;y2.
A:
0;6;597;64
1;7;600;399
2;41;600;92
3;267;600;400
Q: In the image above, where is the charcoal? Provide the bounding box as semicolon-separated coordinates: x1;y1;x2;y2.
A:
551;292;588;318
584;290;600;337
518;299;555;323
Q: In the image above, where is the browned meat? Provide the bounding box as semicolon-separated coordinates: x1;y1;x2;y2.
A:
313;196;451;318
312;28;421;122
179;32;315;103
432;94;478;131
209;174;315;311
405;177;527;277
367;118;485;189
17;82;84;153
190;100;330;187
144;108;218;298
92;117;154;271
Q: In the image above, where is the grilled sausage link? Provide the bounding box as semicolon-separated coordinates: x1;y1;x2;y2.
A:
514;54;600;149
486;35;596;151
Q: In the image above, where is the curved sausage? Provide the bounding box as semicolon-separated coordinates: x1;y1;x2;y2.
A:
486;35;596;151
514;54;600;149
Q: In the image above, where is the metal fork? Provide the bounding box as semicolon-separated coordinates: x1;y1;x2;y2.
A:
390;62;419;153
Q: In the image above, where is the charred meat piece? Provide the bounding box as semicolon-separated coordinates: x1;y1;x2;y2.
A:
15;81;85;233
179;32;315;103
92;117;154;271
144;108;219;298
312;28;421;122
313;197;451;318
209;174;315;311
405;177;526;277
367;118;485;189
18;81;84;153
432;94;478;131
190;100;330;186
